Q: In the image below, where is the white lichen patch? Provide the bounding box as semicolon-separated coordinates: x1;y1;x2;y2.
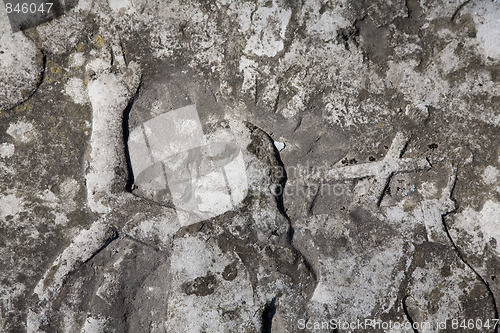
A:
81;315;109;333
6;121;36;143
0;193;24;219
108;0;132;13
238;55;258;95
64;77;89;105
452;200;500;256
0;143;14;158
385;59;444;111
302;0;350;37
242;0;291;57
419;181;438;198
54;213;69;226
482;165;500;185
68;52;86;68
469;0;500;60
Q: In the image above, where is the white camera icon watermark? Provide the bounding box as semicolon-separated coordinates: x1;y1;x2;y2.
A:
128;104;248;226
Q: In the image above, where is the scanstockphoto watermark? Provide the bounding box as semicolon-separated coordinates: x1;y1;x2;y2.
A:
298;318;438;331
297;318;438;331
259;162;352;197
269;179;350;198
297;318;500;331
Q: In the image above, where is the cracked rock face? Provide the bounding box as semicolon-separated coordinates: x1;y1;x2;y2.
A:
1;0;500;332
28;112;313;331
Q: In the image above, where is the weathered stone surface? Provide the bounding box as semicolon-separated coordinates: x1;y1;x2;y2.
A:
0;4;44;111
1;0;500;332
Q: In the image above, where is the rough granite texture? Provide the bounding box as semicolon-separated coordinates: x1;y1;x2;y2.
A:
1;0;500;332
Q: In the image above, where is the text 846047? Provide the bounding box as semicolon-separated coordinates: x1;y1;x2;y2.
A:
5;2;53;14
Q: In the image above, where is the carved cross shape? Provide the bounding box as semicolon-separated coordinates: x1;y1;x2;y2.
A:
321;132;430;206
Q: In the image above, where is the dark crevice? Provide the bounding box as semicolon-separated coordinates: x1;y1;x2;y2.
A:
269;139;288;219
404;0;412;18
376;173;393;207
37;50;47;91
403;172;497;332
23;31;47;85
402;295;420;333
336;23;360;51
123;76;143;192
287;225;294;244
397;136;410;158
272;87;281;114
246;124;319;311
254;76;259;105
5;49;46;112
261;297;276;333
293;116;303;133
398;250;418;332
451;0;471;23
84;226;119;264
439;175;499;331
263;128;319;287
119;38;128;66
442;213;499;332
110;46;114;66
306;185;320;216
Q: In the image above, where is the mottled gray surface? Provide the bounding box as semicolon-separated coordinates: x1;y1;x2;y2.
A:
1;0;500;332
